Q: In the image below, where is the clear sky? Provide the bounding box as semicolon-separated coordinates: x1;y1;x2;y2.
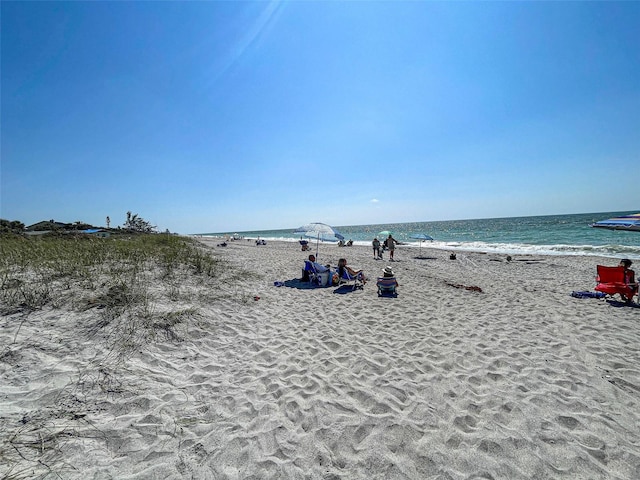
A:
2;1;639;234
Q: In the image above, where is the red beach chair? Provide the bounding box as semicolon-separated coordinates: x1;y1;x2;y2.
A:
594;265;638;302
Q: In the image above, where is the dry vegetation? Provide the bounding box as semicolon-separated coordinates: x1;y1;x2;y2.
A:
0;233;252;314
0;233;254;479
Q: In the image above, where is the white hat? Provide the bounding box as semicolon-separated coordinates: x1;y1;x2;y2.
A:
383;266;394;276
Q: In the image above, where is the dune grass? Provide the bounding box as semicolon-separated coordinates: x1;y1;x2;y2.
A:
0;233;233;314
0;232;259;361
0;233;256;478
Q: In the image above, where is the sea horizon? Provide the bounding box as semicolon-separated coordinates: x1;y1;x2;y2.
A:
198;210;640;260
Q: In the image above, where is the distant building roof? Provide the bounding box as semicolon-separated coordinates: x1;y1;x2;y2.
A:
26;220;71;231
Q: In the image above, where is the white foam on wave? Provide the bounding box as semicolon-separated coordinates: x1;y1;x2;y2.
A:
321;239;640;259
208;234;640;260
431;241;640;259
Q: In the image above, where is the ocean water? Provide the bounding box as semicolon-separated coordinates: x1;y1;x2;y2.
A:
202;211;640;260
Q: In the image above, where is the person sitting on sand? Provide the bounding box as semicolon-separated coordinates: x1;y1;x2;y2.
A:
619;259;638;303
337;258;366;284
302;254;329;282
307;254;329;272
381;265;399;286
376;265;399;296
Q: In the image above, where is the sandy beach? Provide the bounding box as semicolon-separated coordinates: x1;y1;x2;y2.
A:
1;237;639;479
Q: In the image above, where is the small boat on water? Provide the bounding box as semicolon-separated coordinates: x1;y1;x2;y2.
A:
591;213;640;232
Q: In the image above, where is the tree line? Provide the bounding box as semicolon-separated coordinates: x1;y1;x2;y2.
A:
1;212;157;235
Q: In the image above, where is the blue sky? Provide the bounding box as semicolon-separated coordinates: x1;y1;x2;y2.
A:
2;1;639;234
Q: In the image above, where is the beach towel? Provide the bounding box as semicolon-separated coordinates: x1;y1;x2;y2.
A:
570;291;606;299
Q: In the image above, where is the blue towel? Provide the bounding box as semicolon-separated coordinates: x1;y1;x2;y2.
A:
571;291;606;299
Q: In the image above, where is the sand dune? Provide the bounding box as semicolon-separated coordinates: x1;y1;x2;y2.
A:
1;238;639;479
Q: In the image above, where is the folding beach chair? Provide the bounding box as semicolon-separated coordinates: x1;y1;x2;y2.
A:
376;277;398;297
594;265;638;302
303;260;321;285
338;267;364;290
303;261;332;287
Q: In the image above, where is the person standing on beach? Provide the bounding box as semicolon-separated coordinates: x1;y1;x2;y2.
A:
372;238;381;259
385;234;398;261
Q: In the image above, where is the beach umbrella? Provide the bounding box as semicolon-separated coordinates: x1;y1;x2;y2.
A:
410;233;434;241
293;222;344;258
410;233;434;257
592;213;640;232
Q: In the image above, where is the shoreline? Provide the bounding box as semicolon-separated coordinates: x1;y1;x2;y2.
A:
196;233;640;261
1;236;639;478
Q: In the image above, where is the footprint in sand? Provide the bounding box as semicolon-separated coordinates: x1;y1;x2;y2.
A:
446;434;462;448
453;414;477;433
557;415;580;430
478;439;503;455
353;424;374;445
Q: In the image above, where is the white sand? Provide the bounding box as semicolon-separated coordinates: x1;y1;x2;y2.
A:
1;238;639;479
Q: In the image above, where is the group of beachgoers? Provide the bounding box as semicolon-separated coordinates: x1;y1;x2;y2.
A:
299;234;399;261
302;254;399;294
300;252;637;303
337;239;354;247
303;255;367;285
297;234;401;290
372;234;398;261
